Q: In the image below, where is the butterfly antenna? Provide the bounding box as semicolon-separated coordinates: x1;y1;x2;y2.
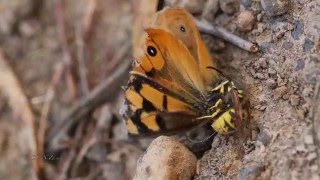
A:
206;66;227;78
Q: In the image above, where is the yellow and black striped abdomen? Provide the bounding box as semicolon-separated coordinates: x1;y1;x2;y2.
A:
202;79;250;134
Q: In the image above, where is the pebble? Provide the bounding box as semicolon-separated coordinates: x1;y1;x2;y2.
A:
179;0;205;14
237;10;255;31
303;38;315;52
297;108;305;119
295;59;305;71
307;152;317;161
273;86;288;99
133;136;197;180
291;19;304;40
282;41;294;50
289;95;300;106
261;0;290;17
219;0;239;15
266;79;277;89
255;58;268;69
257;131;271;146
202;0;220;22
302;87;313;97
240;0;252;8
268;68;277;75
237;165;264;180
304;135;314;145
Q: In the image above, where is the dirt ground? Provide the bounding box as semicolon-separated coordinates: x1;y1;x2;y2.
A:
0;0;319;179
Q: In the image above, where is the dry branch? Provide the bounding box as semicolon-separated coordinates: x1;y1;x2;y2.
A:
0;49;38;179
195;19;259;53
47;59;131;151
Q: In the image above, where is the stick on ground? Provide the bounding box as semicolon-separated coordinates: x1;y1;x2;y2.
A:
47;59;131;151
195;19;259;53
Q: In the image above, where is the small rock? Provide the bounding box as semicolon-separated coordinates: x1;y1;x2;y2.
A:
297;108;305;119
302;87;313;97
255;73;266;79
219;0;240;15
240;0;252;8
257;131;271;146
303;38;315;52
304;135;314;145
237;165;264;180
134;136;197;180
291;19;304;40
261;0;290;17
266;79;277;89
273;86;288;99
282;94;290;100
202;0;220;22
255;58;268;69
289;95;300;106
179;0;205;14
307;152;317;161
282;41;294;50
295;144;306;152
295;59;305;71
19;19;39;38
268;68;277;75
237;10;255;31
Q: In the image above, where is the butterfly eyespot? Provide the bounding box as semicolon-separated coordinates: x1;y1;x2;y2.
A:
147;46;157;57
179;25;186;33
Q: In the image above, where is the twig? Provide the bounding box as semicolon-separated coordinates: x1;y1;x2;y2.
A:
47;58;131;151
76;28;90;95
55;0;78;101
54;121;85;180
0;49;37;178
195;19;259;53
37;63;65;173
75;0;98;95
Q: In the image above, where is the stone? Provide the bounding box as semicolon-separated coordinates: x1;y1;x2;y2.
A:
295;59;305;71
240;0;252;8
133;136;197;180
219;0;240;15
303;38;315;52
257;131;271;146
304;135;314;145
237;165;265;180
266;79;277;89
273;86;288;99
291;19;304;40
289;95;300;106
237;10;255;31
202;0;220;22
179;0;205;14
261;0;290;17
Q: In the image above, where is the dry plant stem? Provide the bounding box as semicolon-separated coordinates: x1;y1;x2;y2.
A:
55;0;78;101
82;0;98;41
71;105;112;176
54;120;85;180
195;19;259;53
0;50;37;178
48;59;131;150
76;28;90;95
37;63;65;173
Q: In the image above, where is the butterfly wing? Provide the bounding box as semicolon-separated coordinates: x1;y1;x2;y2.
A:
122;28;211;136
122;72;200;136
150;7;218;86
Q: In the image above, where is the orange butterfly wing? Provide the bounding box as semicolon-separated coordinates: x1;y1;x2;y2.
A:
150;7;218;86
122;28;211;136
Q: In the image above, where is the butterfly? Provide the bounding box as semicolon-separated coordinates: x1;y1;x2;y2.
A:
121;7;250;140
